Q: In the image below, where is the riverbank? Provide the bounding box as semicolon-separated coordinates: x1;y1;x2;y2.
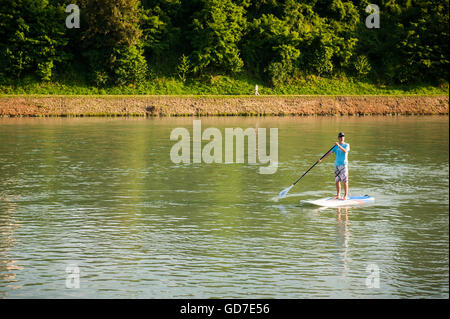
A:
2;75;448;96
0;95;448;117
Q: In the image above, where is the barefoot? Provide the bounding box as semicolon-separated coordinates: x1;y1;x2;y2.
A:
334;195;342;200
342;196;349;201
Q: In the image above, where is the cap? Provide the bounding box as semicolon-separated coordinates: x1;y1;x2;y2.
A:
338;132;345;137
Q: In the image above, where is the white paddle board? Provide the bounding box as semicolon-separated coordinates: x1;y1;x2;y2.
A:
302;195;375;207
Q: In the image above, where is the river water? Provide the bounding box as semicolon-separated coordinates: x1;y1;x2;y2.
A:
0;116;448;298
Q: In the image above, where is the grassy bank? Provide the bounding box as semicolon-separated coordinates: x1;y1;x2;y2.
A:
0;75;448;96
2;74;448;117
1;95;448;117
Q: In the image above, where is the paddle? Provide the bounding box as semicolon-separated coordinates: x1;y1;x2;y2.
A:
279;145;336;199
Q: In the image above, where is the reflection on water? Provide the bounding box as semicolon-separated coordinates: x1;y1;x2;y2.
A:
0;116;448;298
0;193;23;295
336;207;350;280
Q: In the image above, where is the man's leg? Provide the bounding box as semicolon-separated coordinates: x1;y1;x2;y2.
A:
342;165;349;200
343;182;348;200
335;181;341;199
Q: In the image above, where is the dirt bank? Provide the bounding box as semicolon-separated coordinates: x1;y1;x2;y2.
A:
0;95;448;116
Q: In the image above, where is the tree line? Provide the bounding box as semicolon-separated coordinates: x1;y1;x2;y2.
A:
0;0;448;88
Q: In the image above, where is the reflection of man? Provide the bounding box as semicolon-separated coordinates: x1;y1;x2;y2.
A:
337;207;349;223
318;132;350;200
336;207;350;278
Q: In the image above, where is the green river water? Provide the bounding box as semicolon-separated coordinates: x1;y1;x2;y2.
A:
0;116;448;298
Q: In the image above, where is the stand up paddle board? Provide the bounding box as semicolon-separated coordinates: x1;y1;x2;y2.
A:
302;195;374;207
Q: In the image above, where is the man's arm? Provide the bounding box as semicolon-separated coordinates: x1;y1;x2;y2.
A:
317;148;334;163
335;142;348;153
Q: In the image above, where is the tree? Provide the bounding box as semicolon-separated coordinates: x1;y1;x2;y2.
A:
189;0;248;75
140;0;182;74
395;0;449;83
78;0;148;85
356;0;449;83
0;0;447;87
0;0;68;81
242;0;359;84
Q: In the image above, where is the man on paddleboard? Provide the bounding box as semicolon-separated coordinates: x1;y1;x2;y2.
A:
318;132;350;200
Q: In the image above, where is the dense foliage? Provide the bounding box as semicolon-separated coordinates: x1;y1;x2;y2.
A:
0;0;448;88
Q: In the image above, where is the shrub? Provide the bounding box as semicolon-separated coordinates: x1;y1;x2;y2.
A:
267;62;289;87
177;54;190;83
112;45;148;86
353;55;372;79
37;60;54;81
94;70;110;87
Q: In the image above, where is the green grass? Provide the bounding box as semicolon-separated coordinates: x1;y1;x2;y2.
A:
0;74;448;96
